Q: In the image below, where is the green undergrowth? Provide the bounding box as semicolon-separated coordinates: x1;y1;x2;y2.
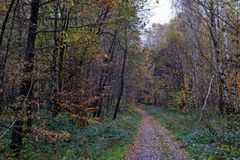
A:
143;105;240;160
0;105;141;160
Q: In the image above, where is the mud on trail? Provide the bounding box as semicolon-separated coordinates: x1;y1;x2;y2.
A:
124;108;189;160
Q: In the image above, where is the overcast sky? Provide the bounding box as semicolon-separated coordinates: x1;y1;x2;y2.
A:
143;0;173;28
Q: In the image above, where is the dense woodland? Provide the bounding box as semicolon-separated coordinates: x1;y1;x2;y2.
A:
0;0;240;159
145;0;240;115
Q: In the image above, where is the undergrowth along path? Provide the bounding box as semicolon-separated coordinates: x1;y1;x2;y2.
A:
124;108;189;160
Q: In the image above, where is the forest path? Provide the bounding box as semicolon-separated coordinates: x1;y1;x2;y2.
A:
124;108;189;160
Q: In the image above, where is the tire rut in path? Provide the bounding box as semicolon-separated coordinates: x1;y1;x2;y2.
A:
124;108;189;160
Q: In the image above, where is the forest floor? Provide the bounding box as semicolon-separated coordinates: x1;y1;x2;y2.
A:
124;107;189;160
140;105;240;160
0;105;142;160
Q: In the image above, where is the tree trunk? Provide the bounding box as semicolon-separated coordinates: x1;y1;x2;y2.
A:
51;3;59;117
209;0;230;114
94;31;117;117
113;25;127;120
113;46;127;120
11;0;40;151
0;0;15;107
221;1;233;114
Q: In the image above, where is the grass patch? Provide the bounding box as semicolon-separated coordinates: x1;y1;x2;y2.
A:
143;105;240;160
0;105;141;160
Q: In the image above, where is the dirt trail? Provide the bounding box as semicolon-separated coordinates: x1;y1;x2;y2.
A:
124;108;189;160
